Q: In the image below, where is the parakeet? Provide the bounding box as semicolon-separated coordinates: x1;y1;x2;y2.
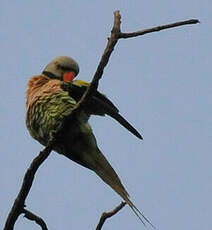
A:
26;56;150;225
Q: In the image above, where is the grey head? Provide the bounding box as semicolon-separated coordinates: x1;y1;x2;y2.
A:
42;56;79;80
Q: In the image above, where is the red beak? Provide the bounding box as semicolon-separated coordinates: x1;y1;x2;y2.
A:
63;72;75;82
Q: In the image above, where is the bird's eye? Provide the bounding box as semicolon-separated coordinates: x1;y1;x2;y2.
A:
55;63;61;70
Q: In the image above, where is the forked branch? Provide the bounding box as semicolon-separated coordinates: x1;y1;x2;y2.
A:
23;209;48;230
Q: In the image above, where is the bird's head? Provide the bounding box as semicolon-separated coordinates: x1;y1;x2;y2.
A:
42;56;79;82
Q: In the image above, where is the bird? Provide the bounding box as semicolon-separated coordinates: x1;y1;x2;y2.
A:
26;56;152;226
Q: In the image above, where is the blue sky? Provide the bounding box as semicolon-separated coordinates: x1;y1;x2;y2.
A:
0;1;211;230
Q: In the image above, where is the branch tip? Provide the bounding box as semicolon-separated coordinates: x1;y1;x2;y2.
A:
96;202;126;230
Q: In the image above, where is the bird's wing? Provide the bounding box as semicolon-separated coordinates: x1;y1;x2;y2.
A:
61;80;143;140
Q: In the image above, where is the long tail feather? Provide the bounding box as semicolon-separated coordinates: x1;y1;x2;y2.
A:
94;149;154;227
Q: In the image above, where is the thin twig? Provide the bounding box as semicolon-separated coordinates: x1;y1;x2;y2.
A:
119;19;199;39
22;208;48;230
96;202;126;230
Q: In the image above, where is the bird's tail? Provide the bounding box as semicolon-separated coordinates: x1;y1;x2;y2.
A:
94;148;154;227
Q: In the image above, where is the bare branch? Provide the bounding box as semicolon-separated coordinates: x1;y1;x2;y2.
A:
22;208;48;230
96;202;126;230
119;19;199;39
3;145;53;230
